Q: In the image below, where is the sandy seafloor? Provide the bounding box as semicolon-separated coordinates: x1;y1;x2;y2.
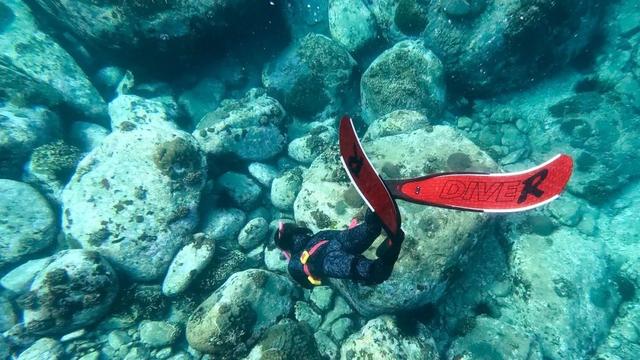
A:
0;0;639;359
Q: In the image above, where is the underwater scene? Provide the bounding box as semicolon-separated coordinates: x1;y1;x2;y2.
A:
0;0;639;359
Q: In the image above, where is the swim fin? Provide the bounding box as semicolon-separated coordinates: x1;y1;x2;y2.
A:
339;115;573;217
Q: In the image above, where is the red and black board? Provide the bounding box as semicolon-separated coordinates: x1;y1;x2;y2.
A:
339;116;573;225
339;116;401;238
385;154;573;212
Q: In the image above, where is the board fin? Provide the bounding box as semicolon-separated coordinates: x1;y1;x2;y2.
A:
384;155;573;213
339;116;401;237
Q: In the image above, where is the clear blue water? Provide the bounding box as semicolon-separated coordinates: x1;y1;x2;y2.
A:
0;0;639;359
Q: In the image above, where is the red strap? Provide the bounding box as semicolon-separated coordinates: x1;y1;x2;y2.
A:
303;240;328;278
309;240;328;255
348;218;358;229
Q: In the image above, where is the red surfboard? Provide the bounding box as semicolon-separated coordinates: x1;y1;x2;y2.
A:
339;116;573;227
339;116;402;238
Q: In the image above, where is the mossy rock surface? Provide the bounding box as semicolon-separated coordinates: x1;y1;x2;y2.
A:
361;40;445;123
245;319;322;360
340;315;439;359
0;0;107;123
23;250;118;335
186;269;296;358
263;34;356;120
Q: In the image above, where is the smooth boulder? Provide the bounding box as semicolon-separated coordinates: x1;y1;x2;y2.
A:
62;104;207;281
0;0;107;122
0;104;61;179
263;34;357;120
0;180;57;267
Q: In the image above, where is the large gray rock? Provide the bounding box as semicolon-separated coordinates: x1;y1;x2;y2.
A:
193;89;286;161
0;0;107;123
288;127;337;164
447;317;543;360
340;315;440;360
139;321;180;348
263;34;357;120
218;172;262;211
248;162;279;187
0;180;57;267
17;337;63;360
69;121;109;153
271;167;304;211
237;217;269;251
328;0;377;52
186;269;296;358
29;0;277;64
61;110;207;281
361;40;445;123
202;208;246;250
0;104;61;178
0;257;52;295
294;116;496;316
108;94;179;130
162;233;215;297
178;78;225;128
423;0;602;95
0;296;17;331
369;0;429;42
595;182;640;359
22;250;118;335
543;92;640;204
500;227;619;359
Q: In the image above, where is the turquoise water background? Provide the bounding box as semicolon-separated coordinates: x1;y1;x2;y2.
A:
0;0;639;359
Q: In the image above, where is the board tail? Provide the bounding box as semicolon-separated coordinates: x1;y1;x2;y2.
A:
384;154;573;213
339;116;401;237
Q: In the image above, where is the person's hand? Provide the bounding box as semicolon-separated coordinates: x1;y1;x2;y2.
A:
364;207;381;225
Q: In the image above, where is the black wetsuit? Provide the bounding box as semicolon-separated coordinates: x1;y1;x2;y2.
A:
286;210;403;288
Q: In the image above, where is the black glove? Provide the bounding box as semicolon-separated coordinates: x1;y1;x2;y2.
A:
364;207;382;226
375;229;404;259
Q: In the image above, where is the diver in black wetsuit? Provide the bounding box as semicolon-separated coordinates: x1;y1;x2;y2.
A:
274;209;404;288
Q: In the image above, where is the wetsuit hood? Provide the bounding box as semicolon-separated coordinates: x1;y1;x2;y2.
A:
275;222;312;252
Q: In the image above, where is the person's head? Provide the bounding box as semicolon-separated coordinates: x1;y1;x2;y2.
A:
274;221;312;252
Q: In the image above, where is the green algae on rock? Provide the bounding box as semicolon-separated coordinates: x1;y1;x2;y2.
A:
361;40;445;123
24;140;82;203
423;0;602;95
186;269;296;358
328;0;378;52
263;34;357;120
22;250;118;335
